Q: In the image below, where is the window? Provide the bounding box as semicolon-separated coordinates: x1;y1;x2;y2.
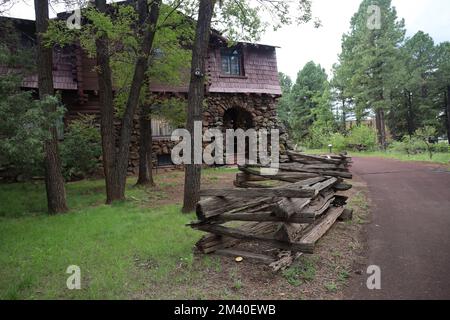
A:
220;48;243;76
151;118;173;137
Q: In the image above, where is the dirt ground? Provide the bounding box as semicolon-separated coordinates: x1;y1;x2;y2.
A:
141;167;370;300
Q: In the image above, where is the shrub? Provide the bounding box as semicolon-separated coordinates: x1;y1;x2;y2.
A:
305;124;333;149
0;76;65;179
61;115;101;180
329;133;347;152
347;126;377;151
432;142;449;153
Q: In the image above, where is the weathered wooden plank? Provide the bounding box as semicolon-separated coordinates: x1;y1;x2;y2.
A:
287;151;344;164
211;211;315;224
215;249;276;264
193;224;315;253
199;188;315;199
300;206;345;245
196;196;275;220
239;166;320;183
269;251;303;272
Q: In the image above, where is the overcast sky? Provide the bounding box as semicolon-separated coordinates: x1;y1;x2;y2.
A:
2;0;450;81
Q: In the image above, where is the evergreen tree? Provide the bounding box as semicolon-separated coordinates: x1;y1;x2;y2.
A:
289;61;328;141
336;0;406;148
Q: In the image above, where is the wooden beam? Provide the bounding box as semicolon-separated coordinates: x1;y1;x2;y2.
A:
193;224;315;253
215;249;276;264
300;206;345;246
199;188;316;199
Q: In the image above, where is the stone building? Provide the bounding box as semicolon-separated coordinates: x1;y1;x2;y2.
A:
0;14;283;173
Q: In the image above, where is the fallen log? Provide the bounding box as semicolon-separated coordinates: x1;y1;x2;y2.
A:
192;224;315;253
210;211;315;224
215;249;276;264
199;188;316;199
299;206;345;246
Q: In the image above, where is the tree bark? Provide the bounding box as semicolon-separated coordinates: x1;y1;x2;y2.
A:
405;90;414;136
375;108;387;150
136;104;154;186
446;86;450;145
95;0;121;203
115;0;161;196
182;0;216;213
95;0;161;202
34;0;68;214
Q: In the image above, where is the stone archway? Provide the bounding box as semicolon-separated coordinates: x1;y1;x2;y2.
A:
223;107;254;130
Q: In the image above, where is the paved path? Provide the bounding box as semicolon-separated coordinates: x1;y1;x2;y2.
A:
345;157;450;300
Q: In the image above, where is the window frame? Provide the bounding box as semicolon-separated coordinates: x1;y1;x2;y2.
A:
219;47;245;77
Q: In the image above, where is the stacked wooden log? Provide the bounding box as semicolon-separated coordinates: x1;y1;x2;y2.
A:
189;151;353;271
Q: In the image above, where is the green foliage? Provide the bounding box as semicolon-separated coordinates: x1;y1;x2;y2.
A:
347;126;377;151
277;72;293;128
60;115;102;180
151;97;187;128
389;126;448;158
0;75;65;178
282;256;316;286
288;61;330;141
329;133;348;152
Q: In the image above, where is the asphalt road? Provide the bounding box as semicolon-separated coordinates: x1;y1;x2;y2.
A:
345;157;450;300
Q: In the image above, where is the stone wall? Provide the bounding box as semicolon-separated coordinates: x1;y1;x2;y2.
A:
126;92;287;175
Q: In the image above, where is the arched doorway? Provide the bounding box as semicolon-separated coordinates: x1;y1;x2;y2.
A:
222;107;254;163
223;107;254;130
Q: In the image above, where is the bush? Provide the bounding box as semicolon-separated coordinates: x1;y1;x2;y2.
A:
329;133;347;152
0;76;65;179
304;125;332;149
347;126;377;151
432;142;449;153
61;115;101;180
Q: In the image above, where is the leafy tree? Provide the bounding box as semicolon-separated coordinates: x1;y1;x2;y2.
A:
336;0;406;149
289;61;328;142
277;72;293;129
415;126;437;159
60;115;102;180
181;0;317;212
34;0;68;213
387;31;438;139
435;42;450;144
0;75;64;179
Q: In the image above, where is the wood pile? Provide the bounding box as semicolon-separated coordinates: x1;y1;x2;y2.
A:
189;151;353;271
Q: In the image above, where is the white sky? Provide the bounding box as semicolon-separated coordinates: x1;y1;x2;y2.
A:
2;0;450;81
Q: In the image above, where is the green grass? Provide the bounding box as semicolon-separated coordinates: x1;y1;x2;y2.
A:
0;178;204;299
282;256;317;287
303;148;450;165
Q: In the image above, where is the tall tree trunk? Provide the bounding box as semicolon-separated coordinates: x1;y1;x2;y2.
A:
137;104;154;186
341;99;346;132
114;0;161;197
446;86;450;145
34;0;68;214
405;90;414;136
380;108;387;149
95;0;121;203
182;0;216;213
375;108;387;150
95;0;161;203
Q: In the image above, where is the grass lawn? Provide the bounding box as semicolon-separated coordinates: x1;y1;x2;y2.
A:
0;168;237;300
304;149;450;165
0;166;366;300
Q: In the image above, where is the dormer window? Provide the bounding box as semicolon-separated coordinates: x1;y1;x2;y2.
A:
220;47;243;76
